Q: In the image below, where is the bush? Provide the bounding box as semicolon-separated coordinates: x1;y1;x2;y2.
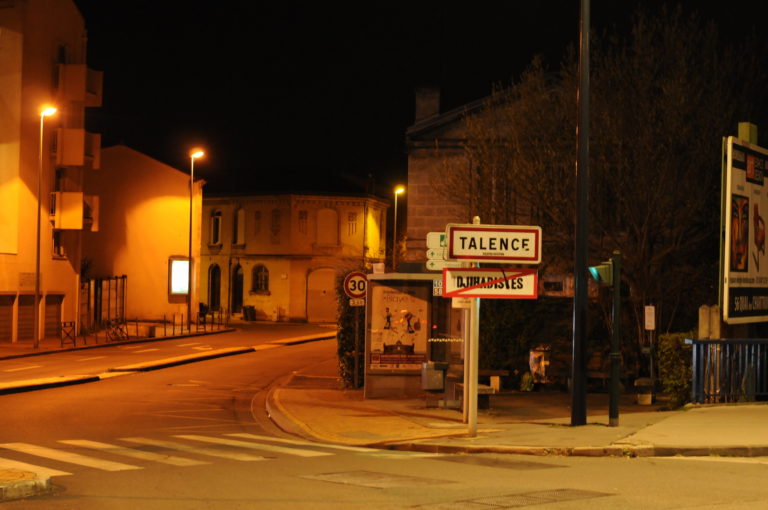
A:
656;331;693;409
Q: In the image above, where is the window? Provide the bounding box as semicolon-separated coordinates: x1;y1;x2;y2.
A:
209;210;222;245
270;209;281;244
254;211;261;235
348;212;357;236
251;264;269;293
53;231;65;258
298;210;308;234
233;208;245;245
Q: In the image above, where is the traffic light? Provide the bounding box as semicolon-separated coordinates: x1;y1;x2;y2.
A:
589;260;613;286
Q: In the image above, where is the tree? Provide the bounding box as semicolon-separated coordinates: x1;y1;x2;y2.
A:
436;6;768;368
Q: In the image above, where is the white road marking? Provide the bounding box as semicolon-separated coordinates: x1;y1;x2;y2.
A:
77;356;107;361
3;365;42;372
1;443;141;471
133;348;159;353
0;457;71;477
192;346;213;351
120;437;268;461
227;433;374;452
59;439;209;466
177;343;201;347
176;434;332;457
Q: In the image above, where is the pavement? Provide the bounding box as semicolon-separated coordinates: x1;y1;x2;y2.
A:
2;327;768;501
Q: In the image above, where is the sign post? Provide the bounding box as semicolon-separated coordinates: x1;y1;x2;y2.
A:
344;272;368;388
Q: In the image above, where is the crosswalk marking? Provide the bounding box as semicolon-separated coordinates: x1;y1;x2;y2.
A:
1;443;141;471
59;439;209;466
0;457;71;477
120;437;268;461
176;434;332;458
226;433;375;452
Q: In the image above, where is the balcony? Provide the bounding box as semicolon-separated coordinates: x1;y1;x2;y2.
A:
56;64;103;107
49;191;99;231
54;128;101;169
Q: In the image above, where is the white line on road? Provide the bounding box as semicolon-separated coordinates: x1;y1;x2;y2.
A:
59;439;209;466
226;433;374;452
192;346;213;351
77;356;107;361
0;457;71;477
176;434;332;457
120;437;268;461
133;348;160;353
177;343;201;347
3;365;42;372
1;443;141;471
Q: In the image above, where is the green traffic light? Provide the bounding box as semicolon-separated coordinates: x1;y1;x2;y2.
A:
589;262;613;285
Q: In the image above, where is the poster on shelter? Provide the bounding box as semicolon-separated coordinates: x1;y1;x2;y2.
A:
369;284;428;370
724;137;768;323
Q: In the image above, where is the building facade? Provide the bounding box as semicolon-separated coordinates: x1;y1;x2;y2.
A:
82;145;203;324
200;193;388;323
0;0;102;342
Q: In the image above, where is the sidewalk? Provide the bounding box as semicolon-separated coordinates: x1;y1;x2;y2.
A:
267;357;768;458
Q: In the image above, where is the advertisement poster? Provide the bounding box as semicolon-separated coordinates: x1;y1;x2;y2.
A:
369;284;429;370
723;137;768;323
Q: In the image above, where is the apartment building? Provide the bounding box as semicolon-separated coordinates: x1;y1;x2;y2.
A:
0;0;102;342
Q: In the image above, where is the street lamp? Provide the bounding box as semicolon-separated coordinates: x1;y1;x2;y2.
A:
34;105;57;348
188;149;204;332
392;185;405;272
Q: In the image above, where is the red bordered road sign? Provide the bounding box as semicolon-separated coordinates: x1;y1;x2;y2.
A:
343;271;368;299
442;267;538;299
446;224;542;264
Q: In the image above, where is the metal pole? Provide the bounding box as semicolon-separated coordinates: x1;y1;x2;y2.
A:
609;250;621;426
392;192;398;271
34;113;45;348
188;156;194;333
467;215;481;437
353;307;360;388
571;0;590;426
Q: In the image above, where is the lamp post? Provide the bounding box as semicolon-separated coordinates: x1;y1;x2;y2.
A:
392;186;405;272
34;105;57;349
188;149;204;332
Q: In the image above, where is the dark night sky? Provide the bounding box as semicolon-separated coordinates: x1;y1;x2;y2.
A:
71;1;767;197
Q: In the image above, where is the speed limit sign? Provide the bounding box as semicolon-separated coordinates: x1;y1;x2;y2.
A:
343;271;368;299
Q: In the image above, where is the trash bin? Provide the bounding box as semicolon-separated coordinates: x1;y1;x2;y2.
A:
634;377;654;405
421;362;448;391
242;306;256;321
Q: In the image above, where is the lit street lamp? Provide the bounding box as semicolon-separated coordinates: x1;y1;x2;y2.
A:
188;149;204;332
34;105;57;348
392;185;405;271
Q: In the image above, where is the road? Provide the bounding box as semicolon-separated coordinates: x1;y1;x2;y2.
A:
2;326;768;508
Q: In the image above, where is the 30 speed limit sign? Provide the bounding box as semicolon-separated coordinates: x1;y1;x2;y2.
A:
343;271;368;299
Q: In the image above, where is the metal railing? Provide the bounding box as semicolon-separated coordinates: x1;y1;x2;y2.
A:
687;338;768;403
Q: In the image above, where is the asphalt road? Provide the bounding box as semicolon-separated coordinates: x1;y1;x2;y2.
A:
2;328;768;508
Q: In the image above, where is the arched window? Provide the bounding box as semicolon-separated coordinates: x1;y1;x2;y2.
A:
251;264;269;294
208;264;221;311
209;210;222;245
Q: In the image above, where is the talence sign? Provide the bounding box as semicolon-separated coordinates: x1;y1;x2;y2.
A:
446;224;541;264
443;267;538;299
723;137;768;323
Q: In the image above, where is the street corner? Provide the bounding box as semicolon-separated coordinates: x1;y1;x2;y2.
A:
0;469;54;502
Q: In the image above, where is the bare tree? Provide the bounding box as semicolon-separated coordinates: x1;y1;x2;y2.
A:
437;6;768;363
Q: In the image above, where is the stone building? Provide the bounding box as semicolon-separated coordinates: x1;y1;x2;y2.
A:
200;193;388;323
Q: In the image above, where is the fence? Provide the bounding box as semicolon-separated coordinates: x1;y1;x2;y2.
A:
688;338;768;403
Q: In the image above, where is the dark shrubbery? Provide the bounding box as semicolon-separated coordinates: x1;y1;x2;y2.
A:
657;331;693;409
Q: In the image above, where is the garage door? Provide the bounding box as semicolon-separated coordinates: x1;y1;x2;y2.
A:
17;295;34;340
45;294;64;338
307;268;337;323
0;295;14;342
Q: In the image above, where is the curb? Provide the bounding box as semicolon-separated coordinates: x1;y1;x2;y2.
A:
108;346;255;372
0;375;100;395
269;332;336;346
382;441;768;458
0;469;53;501
0;328;237;362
